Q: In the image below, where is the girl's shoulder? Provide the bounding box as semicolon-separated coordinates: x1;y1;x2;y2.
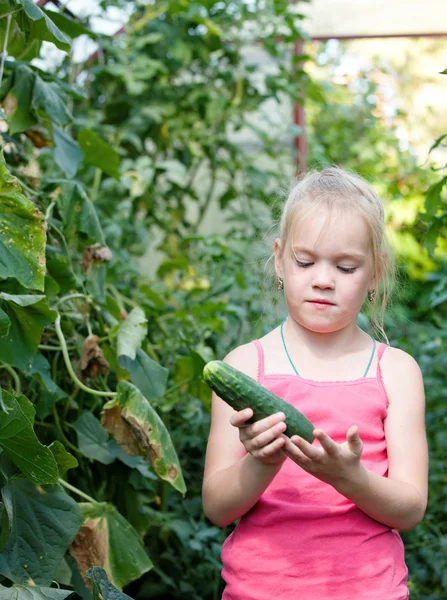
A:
222;327;280;381
223;341;259;381
380;344;421;374
379;344;424;405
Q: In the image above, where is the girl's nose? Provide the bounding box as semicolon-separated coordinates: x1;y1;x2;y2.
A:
312;266;335;289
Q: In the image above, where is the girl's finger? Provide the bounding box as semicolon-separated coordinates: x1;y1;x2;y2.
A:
255;435;285;459
244;420;287;449
230;408;253;428
282;435;312;466
313;429;339;456
347;425;363;455
290;435;323;461
238;411;286;436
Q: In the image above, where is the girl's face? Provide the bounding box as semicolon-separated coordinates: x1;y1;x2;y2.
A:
274;208;376;334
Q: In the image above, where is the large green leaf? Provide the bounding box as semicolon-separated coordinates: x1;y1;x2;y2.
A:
0;294;56;371
53;127;84;179
48;441;78;476
42;10;98;40
17;0;71;52
118;349;168;402
32;77;72;127
116;381;186;494
27;353;67;400
71;503;152;591
57;182;104;243
116;307;147;361
0;389;59;484
425;176;447;216
0;154;46;291
0;583;73;600
78;130;120;180
4;64;36;134
86;567;134;600
0;307;10;337
0;479;83;585
71;412;116;465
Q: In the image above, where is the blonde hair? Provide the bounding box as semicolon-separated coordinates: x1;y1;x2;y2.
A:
277;166;394;340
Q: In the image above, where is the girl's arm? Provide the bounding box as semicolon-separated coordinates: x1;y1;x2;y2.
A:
202;344;287;528
283;347;428;531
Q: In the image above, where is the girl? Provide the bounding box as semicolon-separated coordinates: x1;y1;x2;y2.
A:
202;167;428;600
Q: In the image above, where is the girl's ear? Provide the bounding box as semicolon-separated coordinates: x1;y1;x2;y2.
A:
273;238;283;278
370;250;386;290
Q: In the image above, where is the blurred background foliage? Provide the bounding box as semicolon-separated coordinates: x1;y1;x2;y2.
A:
0;1;446;599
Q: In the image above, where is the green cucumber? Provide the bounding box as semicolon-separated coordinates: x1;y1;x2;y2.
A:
203;360;314;443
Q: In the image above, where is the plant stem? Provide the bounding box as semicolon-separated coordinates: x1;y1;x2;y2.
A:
0;8;23;22
0;14;11;90
58;478;97;503
52;406;80;454
45;200;56;221
39;344;78;351
91;168;102;202
0;363;21;395
165;377;194;396
54;292;92;309
54;314;117;398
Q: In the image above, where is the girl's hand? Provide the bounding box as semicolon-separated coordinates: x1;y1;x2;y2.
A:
282;425;363;487
230;408;287;465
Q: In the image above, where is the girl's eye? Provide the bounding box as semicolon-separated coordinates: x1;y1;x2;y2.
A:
296;261;313;268
338;266;357;274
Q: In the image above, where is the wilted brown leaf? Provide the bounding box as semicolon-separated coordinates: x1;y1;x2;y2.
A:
101;405;141;456
70;518;107;586
24;128;53;148
78;334;109;380
80;243;112;275
122;413;161;465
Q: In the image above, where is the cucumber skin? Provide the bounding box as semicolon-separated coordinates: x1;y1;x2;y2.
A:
203;360;314;443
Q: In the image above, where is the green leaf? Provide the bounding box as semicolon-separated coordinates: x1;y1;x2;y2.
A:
118;349;168;402
0;153;47;291
16;393;35;425
5;64;36;134
48;441;78;476
32;77;72;127
27;353;67;399
73;504;152;590
425;176;447;215
87;567;132;600
117;381;186;494
53;126;84;179
116;307;147;361
17;0;71;52
42;10;98;40
0;108;5;119
0;583;73;600
78;130;120;180
0;294;57;372
0;307;10;337
86;567;134;600
57;181;104;243
0;389;59;484
429;133;447;153
0;479;83;585
71;412;116;465
440;66;447;74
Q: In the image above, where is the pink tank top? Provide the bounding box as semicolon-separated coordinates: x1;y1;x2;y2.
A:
221;340;409;600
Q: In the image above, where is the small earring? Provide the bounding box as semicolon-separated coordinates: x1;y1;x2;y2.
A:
368;289;376;303
277;277;284;291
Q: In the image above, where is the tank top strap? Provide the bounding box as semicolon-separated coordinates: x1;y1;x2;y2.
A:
375;342;388;378
252;340;265;383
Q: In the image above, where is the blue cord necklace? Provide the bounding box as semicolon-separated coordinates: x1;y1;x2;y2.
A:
280;319;376;378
